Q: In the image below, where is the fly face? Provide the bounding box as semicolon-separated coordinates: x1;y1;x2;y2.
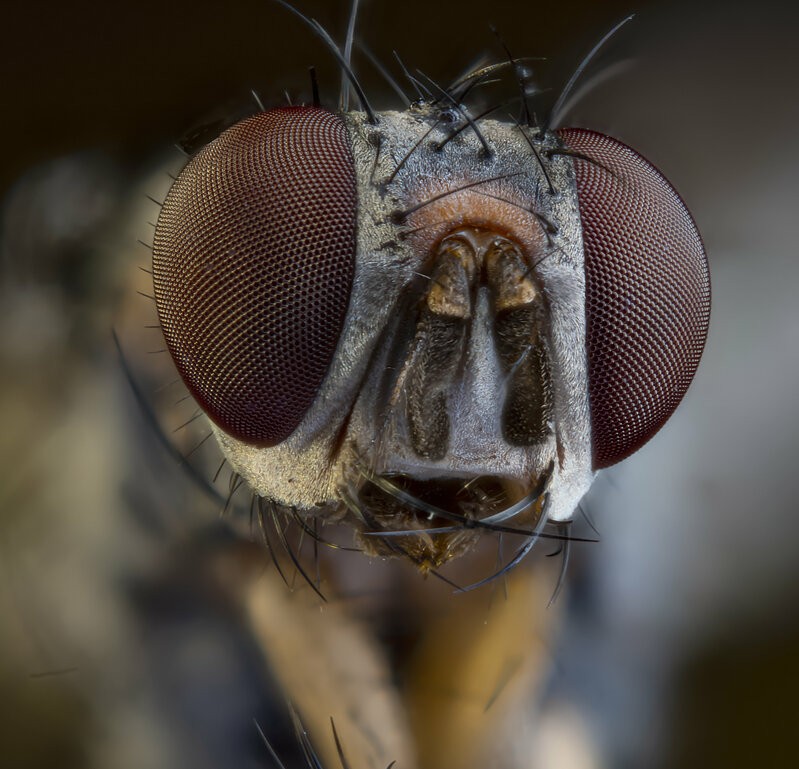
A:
151;38;710;572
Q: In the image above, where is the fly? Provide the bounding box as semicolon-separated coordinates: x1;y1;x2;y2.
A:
124;2;710;766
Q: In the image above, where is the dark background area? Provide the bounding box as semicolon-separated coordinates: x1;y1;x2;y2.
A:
2;1;799;768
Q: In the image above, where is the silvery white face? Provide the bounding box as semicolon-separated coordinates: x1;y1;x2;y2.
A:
151;17;710;571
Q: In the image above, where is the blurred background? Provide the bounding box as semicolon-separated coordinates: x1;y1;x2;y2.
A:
1;0;798;767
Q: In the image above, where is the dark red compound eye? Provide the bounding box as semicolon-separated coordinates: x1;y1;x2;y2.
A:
556;128;710;469
153;106;357;447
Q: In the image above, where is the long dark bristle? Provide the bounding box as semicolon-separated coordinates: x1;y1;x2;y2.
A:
112;330;225;505
289;705;326;769
359;43;411;105
183;430;214;459
548;522;572;606
449;69;493;106
273;0;376;122
435;101;506;152
253;718;290;769
330;718;353;769
385;119;442;185
491;26;533;127
251;88;266;111
309;66;321;107
545;14;634;132
212;457;227;484
415;71;493;156
358;470;594;543
257;497;291;588
271;506;327;602
483;657;522;712
545;147;614;176
341;0;360;112
289;509;361;553
393;50;429;100
369;132;383;184
512;117;556;194
172;408;204;433
220;472;243;517
577;501;601;536
457;496;551;593
468;188;559;243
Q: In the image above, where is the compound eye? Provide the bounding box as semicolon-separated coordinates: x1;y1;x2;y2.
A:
153;107;357;447
556;128;710;469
